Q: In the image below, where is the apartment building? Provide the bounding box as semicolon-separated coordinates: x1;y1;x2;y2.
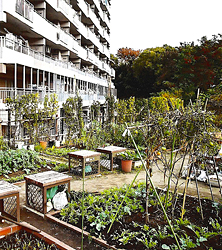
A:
0;0;116;140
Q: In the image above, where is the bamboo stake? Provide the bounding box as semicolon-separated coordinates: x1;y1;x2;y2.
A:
205;163;215;202
181;162;193;220
81;160;86;250
172;144;189;218
165;133;176;212
212;156;222;198
193;161;204;220
126;124;182;249
145;159;150;224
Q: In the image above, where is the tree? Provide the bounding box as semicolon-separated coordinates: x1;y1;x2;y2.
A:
62;96;84;145
132;47;170;96
6;93;39;145
112;48;141;98
38;94;59;141
114;34;222;102
116;47;141;64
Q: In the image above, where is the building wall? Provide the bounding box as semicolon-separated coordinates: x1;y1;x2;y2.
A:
0;0;116;140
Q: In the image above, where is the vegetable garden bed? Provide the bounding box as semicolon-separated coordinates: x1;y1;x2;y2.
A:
0;224;75;250
51;183;222;250
0;149;72;183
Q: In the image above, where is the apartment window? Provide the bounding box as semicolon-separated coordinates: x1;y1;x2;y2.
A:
15;0;34;22
98;85;103;95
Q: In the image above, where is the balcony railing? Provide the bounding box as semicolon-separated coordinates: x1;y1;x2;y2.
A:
15;0;34;22
0;35;115;92
0;88;45;103
0;36;104;76
0;84;116;106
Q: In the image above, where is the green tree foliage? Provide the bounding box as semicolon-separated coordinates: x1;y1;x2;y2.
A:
62;96;84;145
6;94;59;144
90;101;101;121
112;48;141;98
39;94;59;141
115;97;136;124
113;35;222;102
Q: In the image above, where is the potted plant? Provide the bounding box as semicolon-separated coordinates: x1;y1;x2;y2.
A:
118;148;147;172
118;150;134;172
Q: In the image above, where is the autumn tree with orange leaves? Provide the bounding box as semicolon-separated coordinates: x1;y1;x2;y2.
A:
117;48;141;64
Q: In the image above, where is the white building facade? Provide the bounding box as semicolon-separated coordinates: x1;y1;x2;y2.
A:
0;0;115;138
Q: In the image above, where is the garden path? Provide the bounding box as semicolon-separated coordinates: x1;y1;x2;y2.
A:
16;160;222;207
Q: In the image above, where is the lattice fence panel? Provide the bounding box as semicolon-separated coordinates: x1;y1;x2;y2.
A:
100;154;121;171
27;184;43;213
70;158;100;176
4;196;17;218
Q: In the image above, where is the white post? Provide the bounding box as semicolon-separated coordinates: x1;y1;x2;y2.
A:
23;65;26;95
14;63;17;96
30;67;33;93
37;69;39;92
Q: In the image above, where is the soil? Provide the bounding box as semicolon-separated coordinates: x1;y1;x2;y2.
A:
1;157;222;249
104;194;222;249
0;167;50;181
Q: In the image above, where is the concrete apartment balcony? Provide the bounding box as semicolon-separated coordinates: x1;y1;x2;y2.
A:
0;86;111;110
0;36;113;85
102;62;110;74
87;28;101;50
87;5;100;32
79;90;106;106
57;0;71;16
102;28;110;43
111;68;115;78
15;0;34;22
3;0;34;26
76;0;88;18
100;0;111;13
102;44;110;58
103;11;110;26
0;88;46;103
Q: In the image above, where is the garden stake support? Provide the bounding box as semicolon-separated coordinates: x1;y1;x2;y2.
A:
145;160;150;224
193;162;204;220
164;131;176;212
181;161;194;220
205;165;215;202
125;124;182;250
81;159;86;250
172;143;189;218
212;156;222;198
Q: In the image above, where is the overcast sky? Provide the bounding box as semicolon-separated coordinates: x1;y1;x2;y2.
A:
110;0;222;54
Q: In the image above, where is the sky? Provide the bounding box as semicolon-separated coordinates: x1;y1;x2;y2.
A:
110;0;222;54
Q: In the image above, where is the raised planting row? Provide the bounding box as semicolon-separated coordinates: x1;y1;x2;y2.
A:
0;149;69;182
0;224;75;250
0;149;45;176
0;229;59;249
56;183;222;250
